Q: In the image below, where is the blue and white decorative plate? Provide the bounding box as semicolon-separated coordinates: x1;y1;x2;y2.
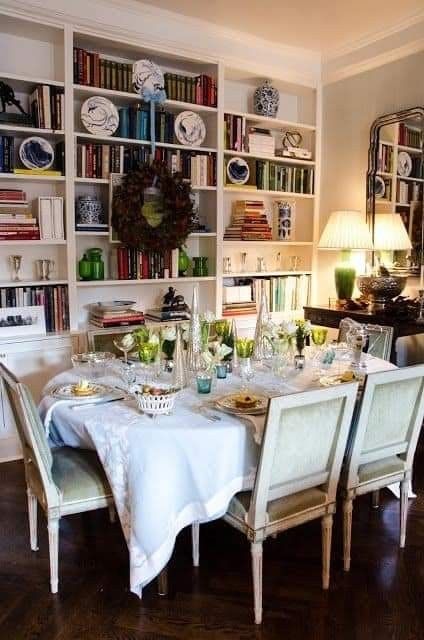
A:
133;59;166;103
81;96;119;136
174;111;206;146
19;136;54;170
226;157;250;184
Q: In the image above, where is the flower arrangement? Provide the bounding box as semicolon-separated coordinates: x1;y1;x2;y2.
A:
130;327;160;363
294;319;312;355
202;341;233;372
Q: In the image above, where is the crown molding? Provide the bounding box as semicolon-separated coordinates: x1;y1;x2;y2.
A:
0;0;321;87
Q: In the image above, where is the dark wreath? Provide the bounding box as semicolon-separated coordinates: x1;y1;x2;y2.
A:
111;161;194;252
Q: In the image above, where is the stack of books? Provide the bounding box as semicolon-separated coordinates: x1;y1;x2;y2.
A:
0;136;13;173
38;197;64;240
222;300;256;317
110;247;179;280
164;73;217;107
224;113;245;151
0;284;69;332
30;85;64;130
224;200;272;241
144;307;190;322
89;305;145;328
247;128;275;156
76;222;108;233
0;189;39;240
73;47;133;91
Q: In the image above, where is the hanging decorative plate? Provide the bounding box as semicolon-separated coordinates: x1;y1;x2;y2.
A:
133;59;166;102
397;151;412;177
374;175;386;199
174;111;206;146
19;136;54;170
226;157;250;184
81;96;119;136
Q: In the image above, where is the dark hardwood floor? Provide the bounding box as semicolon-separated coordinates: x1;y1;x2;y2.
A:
1;444;423;640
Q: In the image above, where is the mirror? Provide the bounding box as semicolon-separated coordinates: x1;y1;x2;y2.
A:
367;107;424;279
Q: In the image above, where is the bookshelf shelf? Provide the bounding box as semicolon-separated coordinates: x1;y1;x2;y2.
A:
395;202;411;207
0;72;64;90
0;279;68;287
223;271;312;278
75;231;110;237
76;276;216;287
223;187;314;199
74;132;150;146
224;110;316;132
156;142;217;153
223;240;313;246
398;144;422;154
74;177;109;184
0;173;65;182
73;85;218;113
224;149;315;166
396;175;424;183
0;240;67;246
0;125;65;137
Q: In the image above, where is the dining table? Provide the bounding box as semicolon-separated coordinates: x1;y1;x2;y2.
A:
39;354;396;598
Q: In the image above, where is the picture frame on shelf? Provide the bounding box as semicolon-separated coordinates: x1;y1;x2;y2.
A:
0;305;46;337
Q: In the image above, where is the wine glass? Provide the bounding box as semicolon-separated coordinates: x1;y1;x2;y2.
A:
113;334;135;364
311;327;328;358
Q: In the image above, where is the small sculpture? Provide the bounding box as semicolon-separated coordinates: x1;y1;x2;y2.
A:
0;81;28;115
162;287;189;313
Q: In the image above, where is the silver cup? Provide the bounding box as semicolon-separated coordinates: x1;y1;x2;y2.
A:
36;259;55;281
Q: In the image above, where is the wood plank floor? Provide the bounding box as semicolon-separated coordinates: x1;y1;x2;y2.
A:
0;445;423;640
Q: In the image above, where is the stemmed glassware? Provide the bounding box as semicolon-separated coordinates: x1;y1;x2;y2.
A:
113;334;135;364
235;338;255;391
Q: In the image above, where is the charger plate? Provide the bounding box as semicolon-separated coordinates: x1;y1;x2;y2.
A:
215;393;268;416
50;382;111;401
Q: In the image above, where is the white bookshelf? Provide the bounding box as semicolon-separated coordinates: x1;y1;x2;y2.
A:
0;10;320;333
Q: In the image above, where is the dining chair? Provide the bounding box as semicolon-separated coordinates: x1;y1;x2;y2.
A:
223;382;358;624
340;365;424;572
0;361;115;594
338;318;394;361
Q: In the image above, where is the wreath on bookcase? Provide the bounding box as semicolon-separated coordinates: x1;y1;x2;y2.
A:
111;162;194;252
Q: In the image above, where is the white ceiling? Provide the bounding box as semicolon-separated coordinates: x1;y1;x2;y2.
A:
139;0;424;56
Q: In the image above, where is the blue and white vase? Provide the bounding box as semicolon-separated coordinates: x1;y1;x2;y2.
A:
76;196;104;225
253;80;279;118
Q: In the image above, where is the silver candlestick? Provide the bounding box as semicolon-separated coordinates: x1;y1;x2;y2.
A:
10;255;22;282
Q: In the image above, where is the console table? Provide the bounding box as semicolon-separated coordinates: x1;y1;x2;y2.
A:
303;305;424;364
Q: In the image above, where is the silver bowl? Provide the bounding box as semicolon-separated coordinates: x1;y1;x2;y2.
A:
357;274;407;310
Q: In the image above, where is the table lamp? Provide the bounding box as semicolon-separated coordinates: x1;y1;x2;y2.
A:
357;213;412;310
318;210;374;302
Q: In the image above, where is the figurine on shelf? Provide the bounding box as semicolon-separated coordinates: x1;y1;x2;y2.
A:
162;287;190;314
0;81;32;125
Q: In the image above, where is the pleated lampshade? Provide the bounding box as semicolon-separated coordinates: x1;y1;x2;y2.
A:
374;214;412;250
318;210;374;250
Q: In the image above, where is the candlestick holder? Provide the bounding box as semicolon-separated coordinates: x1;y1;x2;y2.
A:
417;289;424;324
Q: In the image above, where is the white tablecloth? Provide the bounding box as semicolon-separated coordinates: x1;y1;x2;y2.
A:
39;356;395;597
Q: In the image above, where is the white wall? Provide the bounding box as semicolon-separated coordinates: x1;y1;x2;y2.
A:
319;49;424;303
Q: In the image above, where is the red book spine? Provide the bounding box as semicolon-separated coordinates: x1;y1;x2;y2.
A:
142;253;149;279
117;247;124;279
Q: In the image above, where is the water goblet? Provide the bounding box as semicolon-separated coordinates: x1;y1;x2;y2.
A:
239;357;255;391
113;333;135;364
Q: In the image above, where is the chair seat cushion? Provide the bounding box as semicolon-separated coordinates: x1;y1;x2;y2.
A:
227;487;328;524
358;455;406;485
52;447;111;505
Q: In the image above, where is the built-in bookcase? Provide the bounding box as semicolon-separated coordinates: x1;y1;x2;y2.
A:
0;11;320;334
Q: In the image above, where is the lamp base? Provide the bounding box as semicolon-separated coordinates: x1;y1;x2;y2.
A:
335;266;356;302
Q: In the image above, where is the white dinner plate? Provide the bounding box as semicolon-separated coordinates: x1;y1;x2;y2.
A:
50;382;111;401
215;393;268;416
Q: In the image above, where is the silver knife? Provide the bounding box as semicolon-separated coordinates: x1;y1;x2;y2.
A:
70;396;126;410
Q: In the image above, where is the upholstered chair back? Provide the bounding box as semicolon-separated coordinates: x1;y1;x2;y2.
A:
345;365;424;489
247;383;358;530
0;362;59;507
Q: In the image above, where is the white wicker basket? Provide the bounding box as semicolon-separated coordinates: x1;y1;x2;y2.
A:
135;388;178;416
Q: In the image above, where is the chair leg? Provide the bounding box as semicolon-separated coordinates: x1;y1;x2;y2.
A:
157;566;168;596
108;503;116;523
251;542;263;625
27;487;38;551
400;478;409;548
343;497;353;572
371;490;380;509
191;522;200;567
321;514;333;589
47;516;59;594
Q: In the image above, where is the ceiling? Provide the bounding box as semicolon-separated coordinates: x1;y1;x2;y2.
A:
139;0;424;56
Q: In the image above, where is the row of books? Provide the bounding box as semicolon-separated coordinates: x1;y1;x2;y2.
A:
403;156;423;180
224;200;272;241
117;105;176;143
398;123;422;149
378;143;393;173
89;304;145;328
38;197;65;240
75;143;150;178
0;138;65;175
164;72;217;108
256;161;315;194
397;180;422;205
255;275;311;313
110;247;179;280
153;148;216;185
224;114;245;152
30;85;64;130
73;47;133;92
0;285;69;333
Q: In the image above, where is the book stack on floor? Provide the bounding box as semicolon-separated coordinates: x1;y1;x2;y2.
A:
0;136;13;173
0;284;69;332
89;305;145;328
73;47;133;91
110;247;179;280
30;85;64;130
38;197;64;240
224;200;272;241
0;189;39;240
164;73;217;107
247;128;275;156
